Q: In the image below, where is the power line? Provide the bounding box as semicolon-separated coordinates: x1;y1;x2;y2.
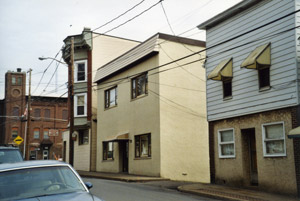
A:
39;56;63;96
32;49;62;94
91;0;146;32
92;0;163;40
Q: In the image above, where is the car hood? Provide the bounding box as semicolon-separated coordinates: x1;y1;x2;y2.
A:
17;192;103;201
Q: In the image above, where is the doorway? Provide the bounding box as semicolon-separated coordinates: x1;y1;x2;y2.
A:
43;150;49;160
241;128;258;186
119;141;128;172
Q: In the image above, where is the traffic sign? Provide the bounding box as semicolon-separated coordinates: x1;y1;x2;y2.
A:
14;136;24;145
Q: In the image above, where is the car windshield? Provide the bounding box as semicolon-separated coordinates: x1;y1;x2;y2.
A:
0;149;23;163
0;165;87;200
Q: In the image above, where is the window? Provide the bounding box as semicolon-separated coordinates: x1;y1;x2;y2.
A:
218;129;235;158
17;77;22;85
44;109;50;120
105;87;117;108
78;130;89;145
75;60;87;82
30;151;37;160
11;127;18;139
43;129;49;139
33;128;40;139
135;134;151;158
34;108;41;118
223;79;232;99
62;109;68;120
131;73;148;99
74;93;87;117
12;76;16;85
12;107;19;116
262;122;286;157
103;142;114;160
258;66;270;89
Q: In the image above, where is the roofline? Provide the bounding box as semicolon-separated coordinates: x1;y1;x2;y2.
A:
158;33;205;47
96;33;160;72
63;31;141;44
197;0;261;30
96;32;205;72
92;32;141;44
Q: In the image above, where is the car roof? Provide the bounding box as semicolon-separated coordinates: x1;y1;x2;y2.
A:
0;146;19;150
0;160;70;171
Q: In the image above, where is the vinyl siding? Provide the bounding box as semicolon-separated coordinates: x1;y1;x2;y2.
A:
205;0;298;121
296;0;300;104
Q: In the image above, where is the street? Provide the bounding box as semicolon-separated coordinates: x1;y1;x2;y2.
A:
83;177;220;201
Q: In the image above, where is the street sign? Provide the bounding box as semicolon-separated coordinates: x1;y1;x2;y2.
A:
14;136;24;145
49;129;59;137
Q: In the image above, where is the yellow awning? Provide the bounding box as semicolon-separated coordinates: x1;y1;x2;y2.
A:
288;126;300;138
207;58;233;81
104;133;129;142
241;43;271;69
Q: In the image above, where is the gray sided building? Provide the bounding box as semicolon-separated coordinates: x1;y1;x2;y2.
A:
198;0;300;197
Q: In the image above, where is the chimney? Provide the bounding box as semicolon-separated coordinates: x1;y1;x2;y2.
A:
17;68;22;72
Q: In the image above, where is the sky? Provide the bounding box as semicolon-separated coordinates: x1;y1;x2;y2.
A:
0;0;242;99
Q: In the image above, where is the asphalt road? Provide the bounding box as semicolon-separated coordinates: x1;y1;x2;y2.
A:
83;177;220;201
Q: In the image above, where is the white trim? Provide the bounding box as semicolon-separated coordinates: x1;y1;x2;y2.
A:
74;60;87;83
74;93;87;117
218;128;235;158
261;121;286;157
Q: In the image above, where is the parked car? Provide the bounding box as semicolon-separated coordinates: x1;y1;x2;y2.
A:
0;160;103;201
0;145;23;164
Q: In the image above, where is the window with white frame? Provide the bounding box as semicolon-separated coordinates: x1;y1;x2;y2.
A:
218;129;235;158
74;93;87;117
105;86;117;108
262;122;286;157
75;60;87;82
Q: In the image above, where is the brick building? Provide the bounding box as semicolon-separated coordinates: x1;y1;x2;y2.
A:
0;68;68;160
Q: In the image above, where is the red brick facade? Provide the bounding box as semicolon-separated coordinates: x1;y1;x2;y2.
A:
0;69;68;160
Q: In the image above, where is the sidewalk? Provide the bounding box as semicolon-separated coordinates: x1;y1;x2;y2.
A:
77;170;169;182
178;183;299;201
78;171;299;201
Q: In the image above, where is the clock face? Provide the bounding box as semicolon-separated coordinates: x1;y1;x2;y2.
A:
12;88;21;97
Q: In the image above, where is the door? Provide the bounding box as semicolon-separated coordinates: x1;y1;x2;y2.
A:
249;131;258;185
119;141;128;172
242;128;258;186
43;150;49;160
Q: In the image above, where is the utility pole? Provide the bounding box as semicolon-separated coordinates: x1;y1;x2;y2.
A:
25;68;32;160
69;37;74;166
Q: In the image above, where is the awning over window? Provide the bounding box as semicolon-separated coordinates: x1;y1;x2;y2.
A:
207;58;233;81
104;133;129;142
288;126;300;138
241;43;271;69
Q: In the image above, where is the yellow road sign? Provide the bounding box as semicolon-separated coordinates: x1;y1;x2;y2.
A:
14;136;24;145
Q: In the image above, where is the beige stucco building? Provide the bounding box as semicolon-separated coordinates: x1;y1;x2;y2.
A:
94;33;210;182
62;28;140;171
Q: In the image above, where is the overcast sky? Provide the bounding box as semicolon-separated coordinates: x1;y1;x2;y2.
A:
0;0;242;99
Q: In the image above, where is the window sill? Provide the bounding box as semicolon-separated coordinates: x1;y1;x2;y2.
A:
134;157;151;160
259;86;271;92
263;154;286;158
219;155;235;159
74;80;87;83
74;115;87;118
78;143;89;146
131;93;148;102
223;96;232;101
102;159;114;162
104;105;117;111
